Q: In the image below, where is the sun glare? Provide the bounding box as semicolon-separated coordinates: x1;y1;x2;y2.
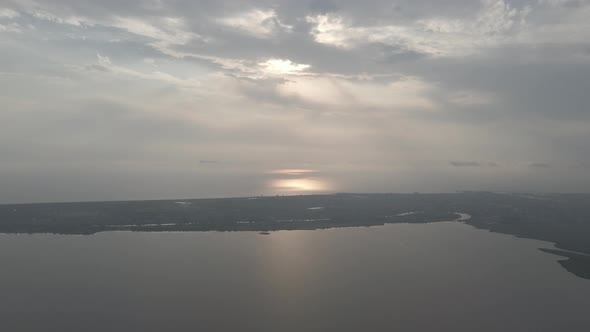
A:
271;178;329;192
259;59;310;74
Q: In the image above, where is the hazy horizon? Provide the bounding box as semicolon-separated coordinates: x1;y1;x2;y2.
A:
2;0;590;203
3;190;590;205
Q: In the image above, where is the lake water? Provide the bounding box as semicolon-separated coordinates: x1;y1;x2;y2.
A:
1;221;589;332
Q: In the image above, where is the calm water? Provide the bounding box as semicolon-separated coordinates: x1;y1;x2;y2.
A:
1;222;589;332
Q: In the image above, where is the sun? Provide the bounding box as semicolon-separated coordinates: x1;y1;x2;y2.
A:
259;59;310;75
271;178;329;193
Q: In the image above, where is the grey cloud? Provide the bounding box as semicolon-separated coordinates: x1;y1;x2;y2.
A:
2;0;590;202
449;161;503;168
450;161;481;167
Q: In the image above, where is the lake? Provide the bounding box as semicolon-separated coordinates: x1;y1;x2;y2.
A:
1;221;589;331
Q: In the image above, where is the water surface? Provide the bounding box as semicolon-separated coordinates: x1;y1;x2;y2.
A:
1;222;589;331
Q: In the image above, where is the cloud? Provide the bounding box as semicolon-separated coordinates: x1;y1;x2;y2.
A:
1;0;590;202
306;1;530;56
85;54;202;90
110;16;199;55
276;75;436;111
0;22;21;33
450;161;481;167
0;8;19;19
270;169;320;176
258;59;310;75
218;8;292;38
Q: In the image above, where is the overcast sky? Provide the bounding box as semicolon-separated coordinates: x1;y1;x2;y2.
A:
1;0;589;203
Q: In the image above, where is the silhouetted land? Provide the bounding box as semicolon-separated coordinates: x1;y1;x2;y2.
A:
539;249;590;280
1;192;590;278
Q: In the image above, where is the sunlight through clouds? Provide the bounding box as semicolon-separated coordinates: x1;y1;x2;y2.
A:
1;0;590;201
259;59;310;75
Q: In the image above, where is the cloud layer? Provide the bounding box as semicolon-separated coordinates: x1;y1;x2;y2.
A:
1;0;589;202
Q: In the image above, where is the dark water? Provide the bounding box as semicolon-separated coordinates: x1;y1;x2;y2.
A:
1;222;589;332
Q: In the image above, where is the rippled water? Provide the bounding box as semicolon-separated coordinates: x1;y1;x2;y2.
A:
1;221;589;332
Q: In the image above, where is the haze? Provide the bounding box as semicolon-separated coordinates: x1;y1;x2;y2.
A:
1;0;589;203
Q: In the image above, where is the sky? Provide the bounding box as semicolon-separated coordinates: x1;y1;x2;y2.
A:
1;0;589;203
